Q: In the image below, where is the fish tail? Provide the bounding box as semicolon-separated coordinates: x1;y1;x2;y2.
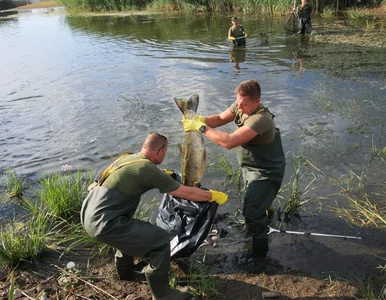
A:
174;94;199;116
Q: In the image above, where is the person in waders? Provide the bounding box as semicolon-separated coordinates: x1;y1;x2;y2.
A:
294;0;313;34
182;80;285;270
228;17;247;47
81;133;228;300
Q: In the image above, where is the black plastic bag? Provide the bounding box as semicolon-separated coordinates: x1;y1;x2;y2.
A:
156;193;218;259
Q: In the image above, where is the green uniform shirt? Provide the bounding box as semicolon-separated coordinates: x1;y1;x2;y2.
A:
81;153;180;237
229;24;245;39
230;102;276;145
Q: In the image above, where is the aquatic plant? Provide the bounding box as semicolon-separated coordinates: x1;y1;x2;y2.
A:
36;170;91;220
209;153;242;197
277;154;317;217
3;169;26;199
370;139;386;164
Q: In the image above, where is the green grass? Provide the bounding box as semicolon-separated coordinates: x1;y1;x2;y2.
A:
277;154;317;217
36;171;91;220
370;139;386;164
3;169;26;199
0;216;53;266
321;6;336;18
209;153;242;197
346;7;366;20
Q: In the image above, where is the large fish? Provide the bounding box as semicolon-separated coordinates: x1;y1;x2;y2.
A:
174;94;206;187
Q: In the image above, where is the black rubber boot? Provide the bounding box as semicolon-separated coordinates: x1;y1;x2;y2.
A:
115;252;134;281
145;273;191;300
252;238;268;261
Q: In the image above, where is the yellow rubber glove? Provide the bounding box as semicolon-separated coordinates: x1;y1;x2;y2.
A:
209;190;228;205
228;36;236;40
163;169;175;176
182;117;206;132
196;115;205;122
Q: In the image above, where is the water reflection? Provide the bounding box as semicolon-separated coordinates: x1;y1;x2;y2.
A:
229;46;246;71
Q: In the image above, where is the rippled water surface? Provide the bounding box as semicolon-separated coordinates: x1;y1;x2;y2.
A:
1;11;385;280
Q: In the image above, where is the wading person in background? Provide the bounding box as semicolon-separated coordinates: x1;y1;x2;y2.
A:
81;133;228;300
182;80;285;267
294;0;313;34
228;16;247;47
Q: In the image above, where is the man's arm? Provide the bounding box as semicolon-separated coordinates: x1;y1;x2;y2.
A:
204;108;235;128
169;184;211;201
204;125;257;150
169;185;228;205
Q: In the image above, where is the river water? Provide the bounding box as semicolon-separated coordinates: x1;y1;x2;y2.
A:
1;11;385;281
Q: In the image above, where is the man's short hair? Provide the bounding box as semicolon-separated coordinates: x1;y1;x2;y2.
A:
235;80;261;99
231;17;238;21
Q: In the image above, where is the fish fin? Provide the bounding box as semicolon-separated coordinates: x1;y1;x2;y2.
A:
188;94;199;113
174;98;187;115
174;94;200;115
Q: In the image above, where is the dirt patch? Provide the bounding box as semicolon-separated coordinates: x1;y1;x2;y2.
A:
0;246;362;300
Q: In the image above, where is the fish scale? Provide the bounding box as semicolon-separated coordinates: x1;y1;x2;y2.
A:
174;94;206;187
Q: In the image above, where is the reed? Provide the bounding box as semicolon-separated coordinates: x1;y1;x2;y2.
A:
210;153;242;196
277;154;317;217
336;193;386;228
3;169;26;199
321;6;336;18
36;171;91;220
0;214;53;266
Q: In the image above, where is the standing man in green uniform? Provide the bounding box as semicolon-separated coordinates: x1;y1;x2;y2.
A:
228;17;247;47
81;133;228;300
182;80;285;265
294;0;313;34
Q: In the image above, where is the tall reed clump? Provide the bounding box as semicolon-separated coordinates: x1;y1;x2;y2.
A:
3;169;26;199
277;154;317;218
36;170;91;220
0;213;54;266
210;153;242;197
321;6;336;18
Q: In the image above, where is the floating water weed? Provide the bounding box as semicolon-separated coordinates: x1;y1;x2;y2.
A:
336;193;386;228
3;169;26;199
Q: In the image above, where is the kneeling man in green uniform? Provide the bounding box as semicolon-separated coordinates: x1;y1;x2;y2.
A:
81;132;228;300
183;80;285;266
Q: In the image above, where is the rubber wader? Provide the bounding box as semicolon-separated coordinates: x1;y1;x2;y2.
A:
115;250;138;281
237;129;285;260
146;273;191;300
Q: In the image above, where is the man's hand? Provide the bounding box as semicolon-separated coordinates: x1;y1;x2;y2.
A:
209;190;228;205
228;36;236;40
182;116;206;132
